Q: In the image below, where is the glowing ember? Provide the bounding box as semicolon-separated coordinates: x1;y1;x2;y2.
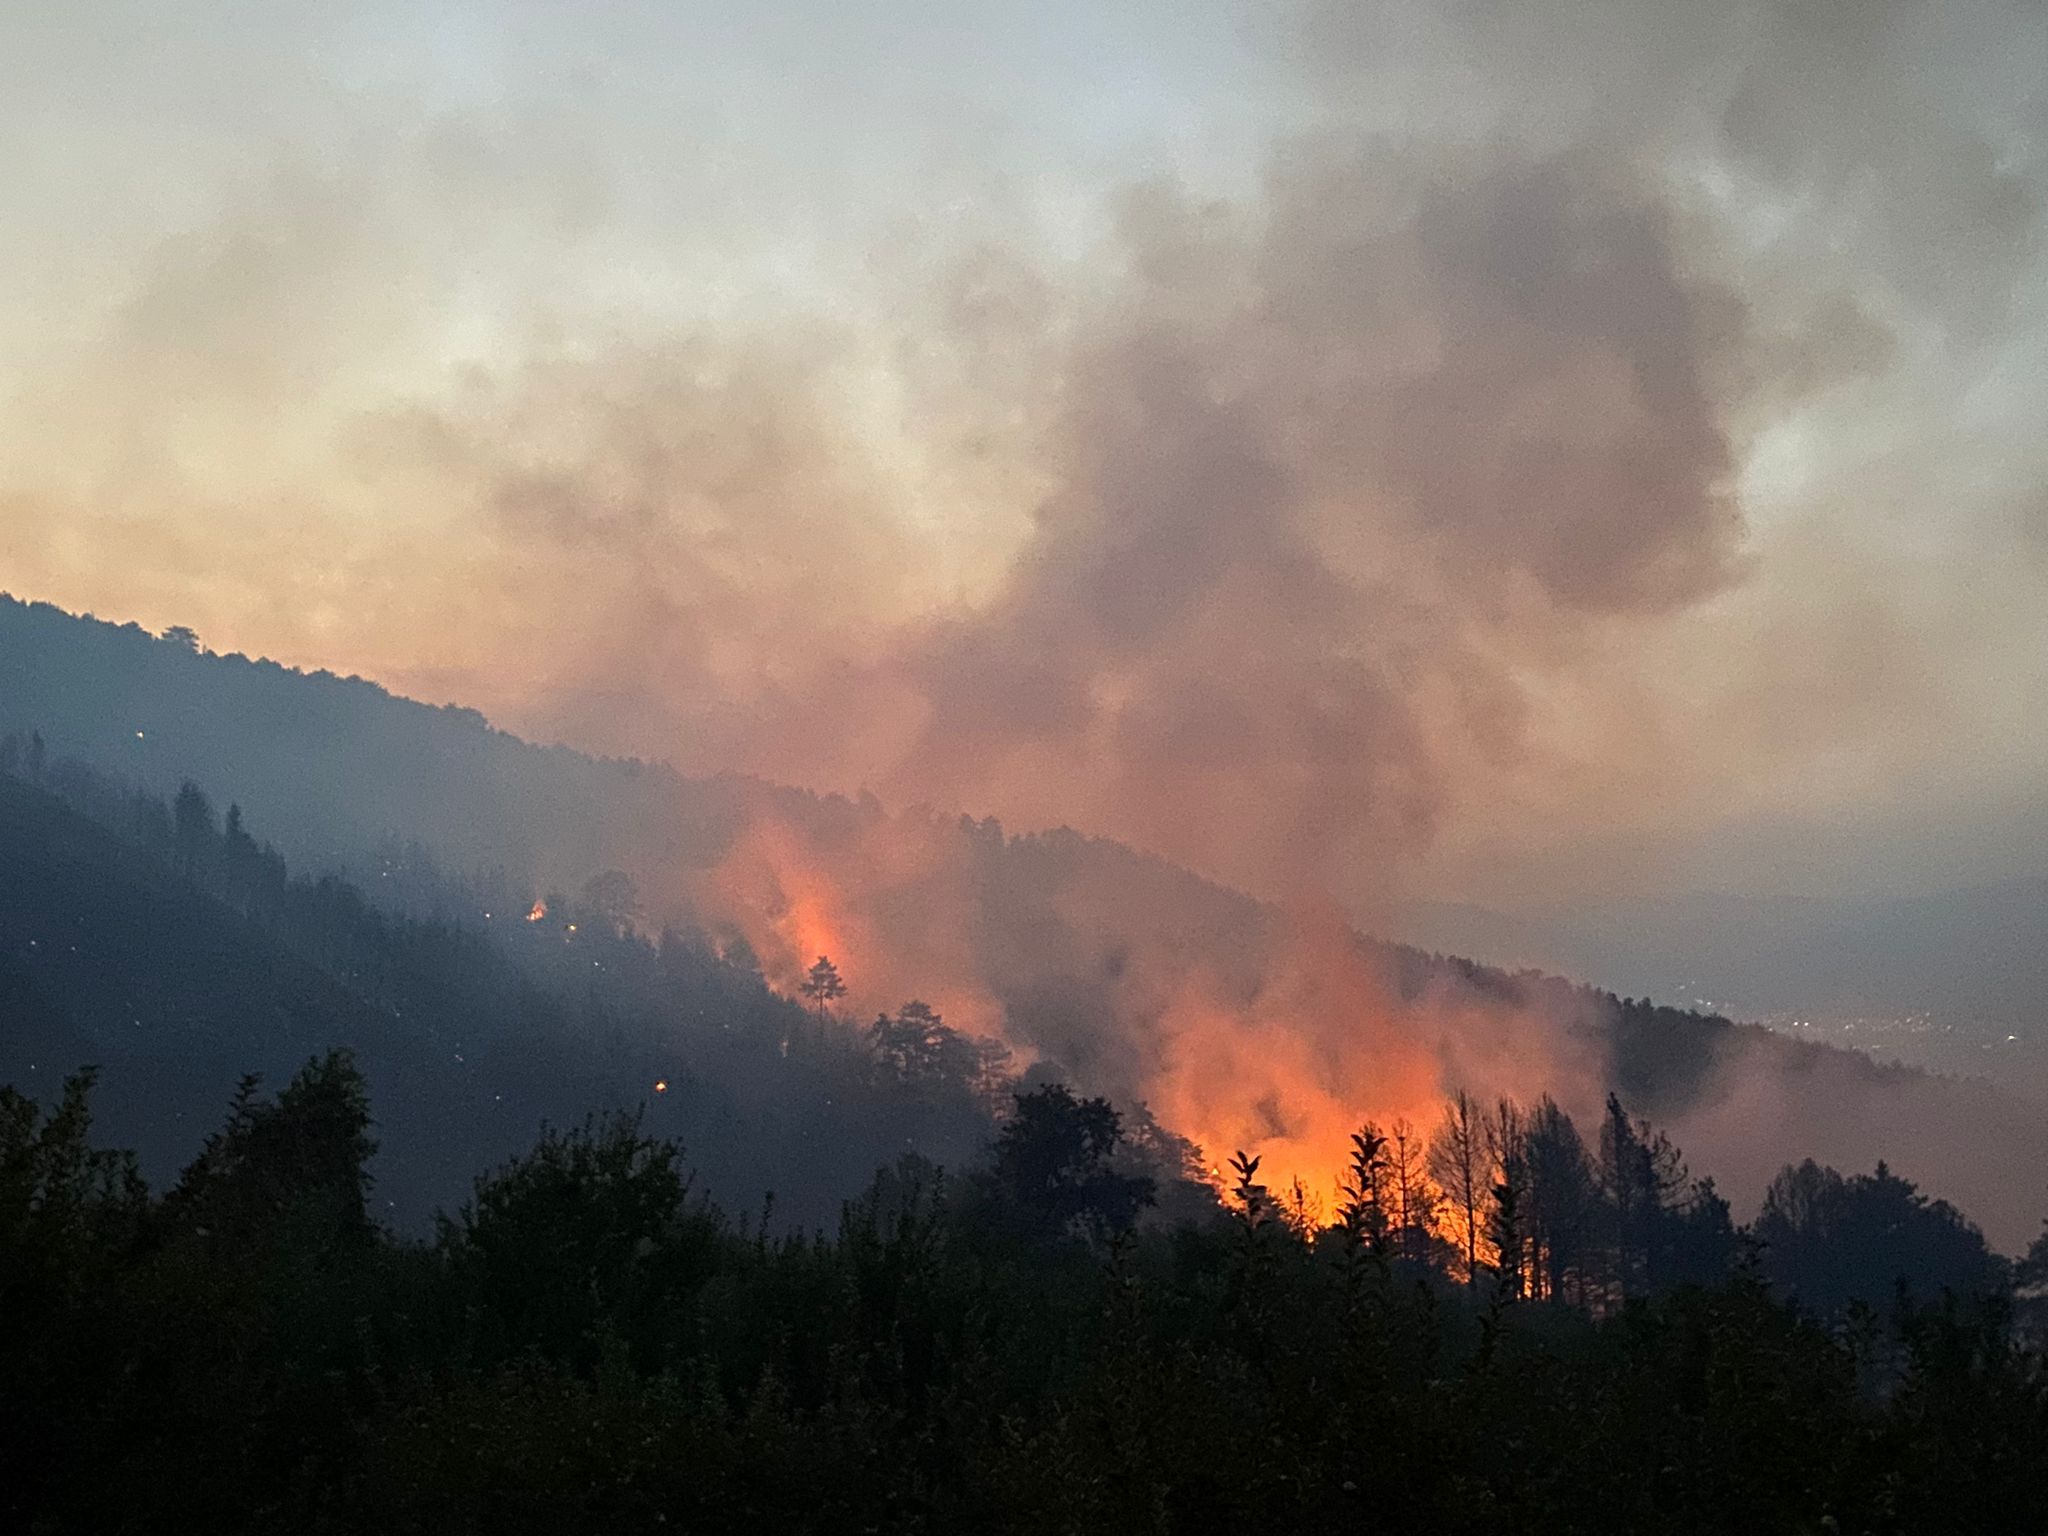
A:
653;1079;668;1094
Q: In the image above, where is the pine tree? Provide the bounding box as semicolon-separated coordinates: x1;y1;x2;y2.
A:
1389;1118;1436;1263
172;780;214;881
1485;1099;1526;1299
1338;1125;1391;1262
1524;1096;1596;1304
799;954;847;1016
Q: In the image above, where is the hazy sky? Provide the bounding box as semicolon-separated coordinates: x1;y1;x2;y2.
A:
4;0;2046;912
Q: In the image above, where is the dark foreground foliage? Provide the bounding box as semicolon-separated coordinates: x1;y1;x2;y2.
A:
4;1057;2047;1536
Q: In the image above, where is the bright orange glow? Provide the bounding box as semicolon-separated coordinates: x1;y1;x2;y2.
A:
1145;902;1447;1210
649;807;1584;1220
680;806;1005;1044
526;899;547;922
653;1078;669;1094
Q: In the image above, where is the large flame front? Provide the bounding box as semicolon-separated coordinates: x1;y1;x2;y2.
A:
644;795;1594;1220
1146;907;1449;1206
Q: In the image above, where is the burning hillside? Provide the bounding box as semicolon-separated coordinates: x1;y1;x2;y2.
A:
7;596;2048;1248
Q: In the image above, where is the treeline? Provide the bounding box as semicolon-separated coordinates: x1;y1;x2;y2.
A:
0;736;1031;1228
3;730;2036;1311
1356;1089;2013;1320
5;1057;2048;1534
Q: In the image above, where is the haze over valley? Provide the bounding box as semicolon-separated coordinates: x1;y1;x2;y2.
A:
5;2;2048;1528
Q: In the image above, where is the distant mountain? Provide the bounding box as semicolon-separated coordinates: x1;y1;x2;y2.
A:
5;592;2047;1247
1401;877;2048;1065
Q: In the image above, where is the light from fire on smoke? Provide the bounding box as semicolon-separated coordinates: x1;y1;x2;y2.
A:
678;807;1577;1242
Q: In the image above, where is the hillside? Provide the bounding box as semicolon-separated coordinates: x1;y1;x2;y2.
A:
4;593;2046;1246
0;763;1005;1229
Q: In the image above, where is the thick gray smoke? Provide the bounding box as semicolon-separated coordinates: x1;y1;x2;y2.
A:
5;0;2045;906
4;0;2048;1241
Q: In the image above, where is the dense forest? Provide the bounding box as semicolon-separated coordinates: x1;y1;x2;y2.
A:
0;735;1021;1231
10;593;2046;1248
5;1050;2047;1533
6;725;2048;1529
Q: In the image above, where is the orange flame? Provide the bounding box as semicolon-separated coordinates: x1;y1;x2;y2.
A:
634;800;1590;1213
1144;902;1449;1210
682;804;1006;1043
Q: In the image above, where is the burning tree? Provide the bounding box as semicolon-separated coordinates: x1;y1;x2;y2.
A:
1428;1090;1486;1286
800;954;847;1016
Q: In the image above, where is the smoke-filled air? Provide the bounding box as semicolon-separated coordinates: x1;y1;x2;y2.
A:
8;0;2048;1218
5;4;2048;1526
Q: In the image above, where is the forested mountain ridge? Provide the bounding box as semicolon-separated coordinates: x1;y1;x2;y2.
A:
6;591;2048;1246
0;756;1015;1229
6;610;2048;1532
0;767;386;1188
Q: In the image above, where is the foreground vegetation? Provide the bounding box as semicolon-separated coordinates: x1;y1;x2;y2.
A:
6;720;2048;1530
4;1055;2046;1535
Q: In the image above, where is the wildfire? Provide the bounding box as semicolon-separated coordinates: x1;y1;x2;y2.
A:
526;899;547;922
1144;904;1450;1210
632;796;1582;1224
685;805;1005;1042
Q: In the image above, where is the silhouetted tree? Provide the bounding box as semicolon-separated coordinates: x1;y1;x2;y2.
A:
989;1084;1154;1240
1388;1117;1436;1263
165;1050;376;1252
1279;1174;1323;1240
1488;1160;1526;1302
1598;1092;1685;1300
1429;1090;1485;1284
1756;1158;2007;1316
1343;1118;1394;1257
800;954;847;1016
869;1000;982;1088
172;779;214;879
446;1110;707;1371
1524;1096;1597;1303
1337;1126;1392;1308
1665;1174;1739;1287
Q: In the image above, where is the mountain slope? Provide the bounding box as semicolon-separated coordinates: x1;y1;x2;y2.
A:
5;592;2046;1246
0;766;1002;1230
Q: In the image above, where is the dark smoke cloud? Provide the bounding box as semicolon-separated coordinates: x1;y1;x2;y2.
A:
368;128;1761;914
857;144;1747;895
4;0;2044;908
1303;0;2044;339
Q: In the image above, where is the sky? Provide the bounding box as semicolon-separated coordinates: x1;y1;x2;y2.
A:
3;0;2046;917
